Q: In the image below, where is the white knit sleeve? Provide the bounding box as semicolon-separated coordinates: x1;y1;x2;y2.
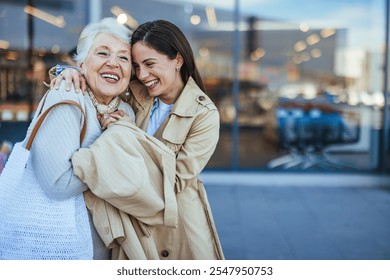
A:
30;87;87;200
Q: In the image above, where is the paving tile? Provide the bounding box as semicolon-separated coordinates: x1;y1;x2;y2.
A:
205;175;390;260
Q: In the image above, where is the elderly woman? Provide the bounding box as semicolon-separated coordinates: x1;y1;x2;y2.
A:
0;18;134;260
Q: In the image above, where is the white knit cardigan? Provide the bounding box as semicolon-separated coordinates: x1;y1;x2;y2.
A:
23;83;135;259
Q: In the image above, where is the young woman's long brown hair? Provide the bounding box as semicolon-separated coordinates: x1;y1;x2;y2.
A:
131;20;206;93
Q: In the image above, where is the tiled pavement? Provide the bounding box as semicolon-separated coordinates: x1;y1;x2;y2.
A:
202;172;390;260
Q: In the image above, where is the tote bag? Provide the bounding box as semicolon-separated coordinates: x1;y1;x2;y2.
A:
0;100;93;260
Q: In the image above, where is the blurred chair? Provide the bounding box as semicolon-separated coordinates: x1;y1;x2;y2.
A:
267;106;360;170
267;108;305;169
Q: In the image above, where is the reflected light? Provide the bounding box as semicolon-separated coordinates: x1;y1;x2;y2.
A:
51;44;60;54
294;41;306;52
321;28;336;38
199;47;209;58
310;48;322;58
117;13;128;24
373;91;385;106
24;5;65;28
5;51;18;61
250;48;265;61
190;15;201;25
0;40;9;49
299;22;309;32
306;34;320;45
348;91;359;105
205;6;217;27
111;6;138;30
361;91;373;106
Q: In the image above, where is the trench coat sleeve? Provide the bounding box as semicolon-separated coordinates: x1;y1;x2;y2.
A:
166;108;220;194
72;119;178;227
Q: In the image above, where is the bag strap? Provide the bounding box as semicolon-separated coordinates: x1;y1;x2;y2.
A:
26;100;87;150
36;89;50;117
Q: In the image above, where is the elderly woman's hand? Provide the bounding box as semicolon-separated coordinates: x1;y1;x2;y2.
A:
98;110;134;130
50;68;87;94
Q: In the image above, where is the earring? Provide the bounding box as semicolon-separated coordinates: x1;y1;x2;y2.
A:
176;67;181;72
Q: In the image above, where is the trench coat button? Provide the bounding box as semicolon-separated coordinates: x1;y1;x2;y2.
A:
160;250;169;258
197;95;205;102
104;226;110;234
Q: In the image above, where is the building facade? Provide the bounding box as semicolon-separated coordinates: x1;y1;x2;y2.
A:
0;0;389;173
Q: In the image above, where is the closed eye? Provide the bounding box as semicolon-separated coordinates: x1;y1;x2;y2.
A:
146;62;155;68
97;51;109;57
119;56;129;62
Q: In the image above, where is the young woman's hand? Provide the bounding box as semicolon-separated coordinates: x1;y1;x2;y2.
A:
50;68;87;94
98;110;134;130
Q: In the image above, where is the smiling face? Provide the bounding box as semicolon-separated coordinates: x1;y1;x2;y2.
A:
131;41;184;105
80;33;131;104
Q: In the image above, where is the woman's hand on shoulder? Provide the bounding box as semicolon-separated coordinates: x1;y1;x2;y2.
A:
50;68;87;94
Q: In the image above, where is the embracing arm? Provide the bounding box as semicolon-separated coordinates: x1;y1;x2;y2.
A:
174;108;220;194
30;88;87;200
71;121;177;227
49;65;87;93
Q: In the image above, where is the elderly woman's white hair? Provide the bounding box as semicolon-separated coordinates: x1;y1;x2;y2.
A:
74;17;131;66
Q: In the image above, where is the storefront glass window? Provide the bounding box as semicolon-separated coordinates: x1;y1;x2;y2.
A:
231;0;388;171
0;0;388;172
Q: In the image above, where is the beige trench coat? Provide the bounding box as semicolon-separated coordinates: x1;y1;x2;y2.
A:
123;77;224;260
72;120;178;259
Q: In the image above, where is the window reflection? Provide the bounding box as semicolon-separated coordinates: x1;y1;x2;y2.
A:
210;0;386;170
0;0;388;171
